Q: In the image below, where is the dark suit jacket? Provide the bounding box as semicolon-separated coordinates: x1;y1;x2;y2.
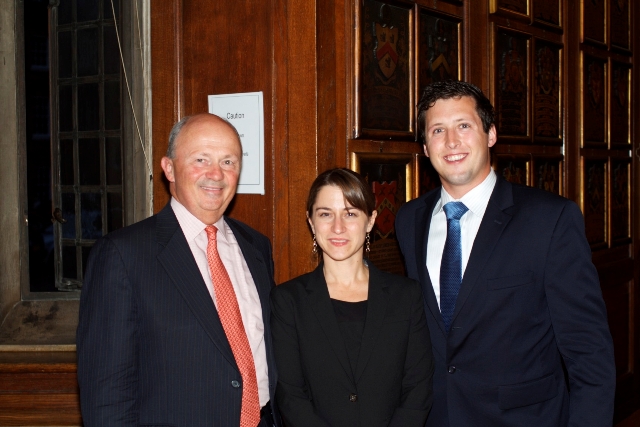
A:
77;204;282;427
395;176;615;427
270;262;434;427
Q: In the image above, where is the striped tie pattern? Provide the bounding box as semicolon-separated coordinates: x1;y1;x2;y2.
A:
440;202;468;333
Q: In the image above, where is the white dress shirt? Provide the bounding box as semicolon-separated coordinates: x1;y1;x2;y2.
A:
426;170;497;307
171;198;270;407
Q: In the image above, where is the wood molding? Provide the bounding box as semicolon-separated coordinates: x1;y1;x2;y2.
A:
151;0;182;212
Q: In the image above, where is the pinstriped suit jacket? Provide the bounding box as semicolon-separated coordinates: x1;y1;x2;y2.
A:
77;203;281;427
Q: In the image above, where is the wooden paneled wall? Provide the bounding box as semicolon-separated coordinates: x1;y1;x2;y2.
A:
151;0;352;281
484;0;639;418
146;0;640;421
1;1;638;425
0;352;80;426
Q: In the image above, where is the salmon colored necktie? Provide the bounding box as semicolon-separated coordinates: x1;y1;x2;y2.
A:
205;225;261;427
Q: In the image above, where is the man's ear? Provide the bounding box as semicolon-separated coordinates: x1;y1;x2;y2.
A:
487;125;497;148
160;157;175;183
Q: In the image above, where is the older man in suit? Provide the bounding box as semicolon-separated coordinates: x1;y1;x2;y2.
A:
395;81;615;427
77;113;280;427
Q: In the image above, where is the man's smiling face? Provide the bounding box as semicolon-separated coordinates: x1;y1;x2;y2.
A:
161;114;242;224
422;96;497;199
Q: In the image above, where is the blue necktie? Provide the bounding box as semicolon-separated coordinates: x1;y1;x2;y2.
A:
440;201;468;332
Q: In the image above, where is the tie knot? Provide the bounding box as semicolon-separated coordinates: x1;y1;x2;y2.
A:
205;225;218;241
443;201;468;221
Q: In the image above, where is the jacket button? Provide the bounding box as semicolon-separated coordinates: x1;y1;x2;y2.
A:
448;366;456;374
231;380;240;388
349;393;358;402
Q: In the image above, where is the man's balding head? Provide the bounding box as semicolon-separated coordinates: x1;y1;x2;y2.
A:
160;113;243;224
166;113;242;159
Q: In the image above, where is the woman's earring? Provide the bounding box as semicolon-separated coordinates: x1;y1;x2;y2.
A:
365;232;371;253
312;234;318;254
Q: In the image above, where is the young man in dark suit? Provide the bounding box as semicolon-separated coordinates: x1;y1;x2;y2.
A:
77;113;280;427
395;80;615;427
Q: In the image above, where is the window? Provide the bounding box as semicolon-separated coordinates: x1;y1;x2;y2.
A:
53;0;124;291
24;0;124;293
21;0;150;297
2;0;149;344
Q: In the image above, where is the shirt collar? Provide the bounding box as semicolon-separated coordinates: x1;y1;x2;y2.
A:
432;169;497;217
170;197;229;243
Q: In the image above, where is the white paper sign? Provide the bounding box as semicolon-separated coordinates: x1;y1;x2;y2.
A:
208;91;265;194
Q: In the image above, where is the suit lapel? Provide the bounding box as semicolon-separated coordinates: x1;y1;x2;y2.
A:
306;265;355;384
354;263;388;383
451;177;514;323
416;191;447;337
155;205;237;369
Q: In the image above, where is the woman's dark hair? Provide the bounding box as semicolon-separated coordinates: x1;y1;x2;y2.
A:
417;80;495;140
306;168;376;217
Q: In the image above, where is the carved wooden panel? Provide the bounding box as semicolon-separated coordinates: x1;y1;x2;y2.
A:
611;159;631;244
495;29;530;138
533;0;561;28
357;0;414;139
610;62;630;145
582;54;607;144
494;0;530;18
417;9;461;93
583;157;607;248
610;0;630;50
352;152;416;276
533;40;561;142
532;155;563;195
417;155;441;196
582;0;606;44
494;154;531;185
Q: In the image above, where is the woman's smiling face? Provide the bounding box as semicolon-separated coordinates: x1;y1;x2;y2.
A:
308;185;376;264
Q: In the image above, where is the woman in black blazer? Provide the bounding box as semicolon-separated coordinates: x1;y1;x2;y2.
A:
271;168;434;427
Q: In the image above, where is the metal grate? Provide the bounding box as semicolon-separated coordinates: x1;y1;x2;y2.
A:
50;0;123;291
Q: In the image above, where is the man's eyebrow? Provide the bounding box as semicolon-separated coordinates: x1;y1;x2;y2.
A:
428;117;471;128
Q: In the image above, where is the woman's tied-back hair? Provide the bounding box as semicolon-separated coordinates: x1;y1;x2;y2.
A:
306;168;376;218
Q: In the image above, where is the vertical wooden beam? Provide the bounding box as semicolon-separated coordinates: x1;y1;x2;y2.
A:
465;0;490;90
282;0;319;280
316;0;348;173
271;0;292;283
631;0;640;411
151;0;182;212
564;0;581;203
